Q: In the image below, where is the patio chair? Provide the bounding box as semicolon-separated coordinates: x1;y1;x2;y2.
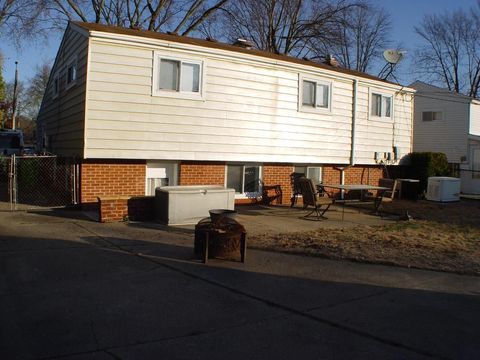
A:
298;177;334;220
290;172;305;207
365;178;398;213
261;181;283;205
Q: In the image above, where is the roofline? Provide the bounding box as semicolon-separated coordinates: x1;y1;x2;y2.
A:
410;80;477;102
71;21;413;91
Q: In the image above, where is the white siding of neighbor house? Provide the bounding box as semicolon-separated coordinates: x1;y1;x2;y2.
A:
81;35;412;164
37;27;88;156
469;101;480;137
411;81;469;163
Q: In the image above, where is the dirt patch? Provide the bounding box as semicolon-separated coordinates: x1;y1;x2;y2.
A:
249;200;480;275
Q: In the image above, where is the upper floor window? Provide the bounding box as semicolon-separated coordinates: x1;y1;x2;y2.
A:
299;75;331;113
371;92;392;118
153;53;204;100
422;111;442;121
52;75;59;98
66;62;77;85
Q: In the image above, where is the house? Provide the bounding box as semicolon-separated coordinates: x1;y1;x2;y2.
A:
37;22;415;217
410;81;480;194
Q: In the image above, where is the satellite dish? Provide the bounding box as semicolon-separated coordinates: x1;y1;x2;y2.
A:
383;49;405;64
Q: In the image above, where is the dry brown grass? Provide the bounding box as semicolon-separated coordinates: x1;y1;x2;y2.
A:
249;200;480;275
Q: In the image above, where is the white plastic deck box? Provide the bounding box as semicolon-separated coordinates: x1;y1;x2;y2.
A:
426;177;460;202
155;185;235;225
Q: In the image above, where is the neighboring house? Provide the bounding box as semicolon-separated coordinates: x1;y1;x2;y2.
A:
37;22;415;209
410;81;480;194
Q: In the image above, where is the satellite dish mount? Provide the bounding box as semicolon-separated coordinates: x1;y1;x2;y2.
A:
378;49;406;80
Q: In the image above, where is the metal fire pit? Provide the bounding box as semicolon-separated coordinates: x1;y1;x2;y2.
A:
194;216;246;263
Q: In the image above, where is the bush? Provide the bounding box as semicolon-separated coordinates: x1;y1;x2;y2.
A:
407;152;451;194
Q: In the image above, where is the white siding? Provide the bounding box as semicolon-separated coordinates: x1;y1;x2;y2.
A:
353;85;412;164
411;82;469;163
37;27;88;156
84;38;412;165
469;102;480;136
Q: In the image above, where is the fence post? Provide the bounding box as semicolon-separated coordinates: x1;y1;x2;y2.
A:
10;155;17;211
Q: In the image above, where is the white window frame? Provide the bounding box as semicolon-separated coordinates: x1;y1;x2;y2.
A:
471;145;480;179
145;162;179;195
152;52;205;100
298;74;332;114
422;110;443;122
369;90;393;120
52;74;60;99
294;165;323;185
225;163;263;199
65;56;78;90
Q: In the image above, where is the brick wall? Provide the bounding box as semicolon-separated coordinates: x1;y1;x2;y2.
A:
81;160;146;208
98;196;154;222
263;163;294;204
179;161;225;185
323;165;385;196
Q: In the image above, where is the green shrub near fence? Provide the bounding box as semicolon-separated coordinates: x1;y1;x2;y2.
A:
407;152;451;194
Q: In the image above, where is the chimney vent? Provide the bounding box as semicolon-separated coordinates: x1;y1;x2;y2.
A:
233;38;254;49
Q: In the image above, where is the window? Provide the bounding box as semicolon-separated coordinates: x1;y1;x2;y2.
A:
67;62;77;85
52;75;59;98
371;92;392;118
422;111;443;121
472;147;480;179
294;166;322;185
226;164;261;195
145;162;178;195
299;75;331;112
153;53;204;99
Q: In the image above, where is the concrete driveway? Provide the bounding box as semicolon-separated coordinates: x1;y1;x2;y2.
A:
1;209;479;359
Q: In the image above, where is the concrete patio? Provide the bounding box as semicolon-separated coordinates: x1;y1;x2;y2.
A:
1;207;479;359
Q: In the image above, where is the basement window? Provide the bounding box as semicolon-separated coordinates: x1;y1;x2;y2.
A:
226;164;261;197
294;166;323;185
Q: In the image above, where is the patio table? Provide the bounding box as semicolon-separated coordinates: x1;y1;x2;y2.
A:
320;184;389;220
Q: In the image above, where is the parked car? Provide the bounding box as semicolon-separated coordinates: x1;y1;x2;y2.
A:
0;129;24;156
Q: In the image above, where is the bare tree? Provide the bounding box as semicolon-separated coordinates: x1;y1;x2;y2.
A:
311;1;391;72
222;0;355;57
414;6;480;97
39;0;228;36
0;0;46;40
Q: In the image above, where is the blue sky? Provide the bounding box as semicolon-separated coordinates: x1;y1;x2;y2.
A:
1;0;478;84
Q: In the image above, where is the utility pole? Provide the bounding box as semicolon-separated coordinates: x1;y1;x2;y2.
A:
12;61;18;130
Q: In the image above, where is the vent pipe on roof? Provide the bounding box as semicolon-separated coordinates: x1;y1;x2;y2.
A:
324;54;339;67
232;38;254;49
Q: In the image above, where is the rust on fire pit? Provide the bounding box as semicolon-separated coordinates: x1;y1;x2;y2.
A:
194;216;247;263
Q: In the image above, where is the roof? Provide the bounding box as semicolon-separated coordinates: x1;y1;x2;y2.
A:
409;80;478;102
72;21;403;87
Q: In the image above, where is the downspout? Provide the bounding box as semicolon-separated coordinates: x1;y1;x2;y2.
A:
350;78;358;166
337;78;358;200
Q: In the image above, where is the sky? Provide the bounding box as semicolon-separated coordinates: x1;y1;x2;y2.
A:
0;0;478;85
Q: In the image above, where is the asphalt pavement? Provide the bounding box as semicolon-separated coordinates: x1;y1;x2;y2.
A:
1;208;479;359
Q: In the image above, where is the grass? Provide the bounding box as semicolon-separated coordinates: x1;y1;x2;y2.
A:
249;200;480;275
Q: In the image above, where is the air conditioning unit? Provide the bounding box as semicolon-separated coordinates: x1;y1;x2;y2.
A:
426;177;460;202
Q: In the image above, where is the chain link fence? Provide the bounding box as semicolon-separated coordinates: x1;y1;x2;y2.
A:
0;155;79;211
